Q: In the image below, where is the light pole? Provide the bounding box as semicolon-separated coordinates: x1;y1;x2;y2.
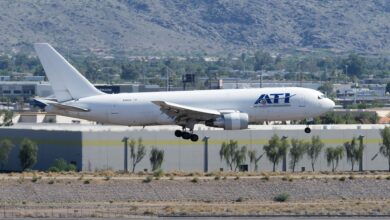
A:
282;136;288;172
257;72;263;88
345;65;348;82
202;136;210;173
358;135;364;172
122;137;129;172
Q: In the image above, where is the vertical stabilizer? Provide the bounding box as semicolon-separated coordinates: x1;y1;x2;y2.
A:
34;43;103;102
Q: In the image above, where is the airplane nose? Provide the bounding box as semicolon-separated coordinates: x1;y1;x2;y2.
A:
324;98;335;110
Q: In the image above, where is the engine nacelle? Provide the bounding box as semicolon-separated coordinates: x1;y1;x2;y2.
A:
206;112;249;130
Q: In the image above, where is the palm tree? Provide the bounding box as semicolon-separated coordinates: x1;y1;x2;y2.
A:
129;138;146;173
150;147;164;171
263;134;289;172
248;149;264;172
325;146;344;172
220;140;247;171
289;139;308;172
306;136;324;171
344;136;365;171
380;127;390;171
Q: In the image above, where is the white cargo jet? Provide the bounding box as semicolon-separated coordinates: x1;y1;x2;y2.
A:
33;43;335;142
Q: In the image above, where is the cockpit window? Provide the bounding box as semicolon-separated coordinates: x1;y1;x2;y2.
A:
318;94;327;99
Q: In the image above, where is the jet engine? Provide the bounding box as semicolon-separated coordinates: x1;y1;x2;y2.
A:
206;112;248;130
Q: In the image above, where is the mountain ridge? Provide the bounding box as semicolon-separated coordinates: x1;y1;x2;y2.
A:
0;0;389;55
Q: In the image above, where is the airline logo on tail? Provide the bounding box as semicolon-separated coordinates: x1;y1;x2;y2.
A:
254;93;294;106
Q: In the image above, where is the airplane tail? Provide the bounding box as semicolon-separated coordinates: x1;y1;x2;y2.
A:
34;43;103;102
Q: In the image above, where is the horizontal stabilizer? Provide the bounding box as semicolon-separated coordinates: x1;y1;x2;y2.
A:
33;98;89;112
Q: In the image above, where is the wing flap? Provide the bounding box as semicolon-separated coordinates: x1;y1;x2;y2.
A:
152;101;220;122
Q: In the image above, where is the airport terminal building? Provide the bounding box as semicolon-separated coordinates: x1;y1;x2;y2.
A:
1;124;389;172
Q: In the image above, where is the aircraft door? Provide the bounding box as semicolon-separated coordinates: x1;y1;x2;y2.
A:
298;94;306;117
108;103;120;123
299;94;306;107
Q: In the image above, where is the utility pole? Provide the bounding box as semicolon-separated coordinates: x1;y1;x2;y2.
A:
166;67;170;91
122;137;129;172
282;136;288;172
359;135;364;172
202;136;209;173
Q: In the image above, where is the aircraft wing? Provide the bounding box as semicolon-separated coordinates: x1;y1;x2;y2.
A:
151;101;221;122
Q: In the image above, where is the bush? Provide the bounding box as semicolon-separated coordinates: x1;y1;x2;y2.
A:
48;179;55;184
214;175;221;180
386;176;390;180
153;169;164;178
143;176;153;183
236;197;244;202
83;179;91;184
274;193;290;202
31;173;40;183
262;175;270;181
191;177;199;183
48;158;77;172
339;176;346;181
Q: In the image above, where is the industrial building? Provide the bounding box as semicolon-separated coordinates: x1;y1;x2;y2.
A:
0;124;389;172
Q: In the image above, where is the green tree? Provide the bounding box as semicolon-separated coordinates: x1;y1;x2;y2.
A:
263;135;290;172
307;136;324;171
18;138;38;170
344;137;364;171
342;54;366;77
254;51;273;71
325;146;344;172
289;139;308;172
129;138;146;173
317;82;334;96
0;110;13;126
248;149;264;172
380;127;390;171
219;140;247;171
0;139;13;169
386;82;390;94
149;147;164;171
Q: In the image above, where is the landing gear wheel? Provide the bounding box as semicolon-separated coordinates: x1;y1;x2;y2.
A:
174;130;182;137
304;127;311;133
190;134;199;142
182;132;191;140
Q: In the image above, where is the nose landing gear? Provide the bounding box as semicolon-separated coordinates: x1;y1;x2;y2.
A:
174;129;199;142
304;118;313;134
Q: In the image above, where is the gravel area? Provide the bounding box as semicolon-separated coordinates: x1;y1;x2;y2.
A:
1;177;390;203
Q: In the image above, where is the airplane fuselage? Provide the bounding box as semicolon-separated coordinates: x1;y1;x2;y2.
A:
48;87;334;126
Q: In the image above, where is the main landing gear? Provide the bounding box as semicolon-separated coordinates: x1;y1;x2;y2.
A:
175;130;199;142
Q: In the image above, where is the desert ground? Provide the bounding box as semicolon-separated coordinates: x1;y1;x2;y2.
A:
1;171;390;218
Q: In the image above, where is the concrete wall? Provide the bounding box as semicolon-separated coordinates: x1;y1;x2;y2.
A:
81;125;389;172
0;129;82;171
0;125;388;172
